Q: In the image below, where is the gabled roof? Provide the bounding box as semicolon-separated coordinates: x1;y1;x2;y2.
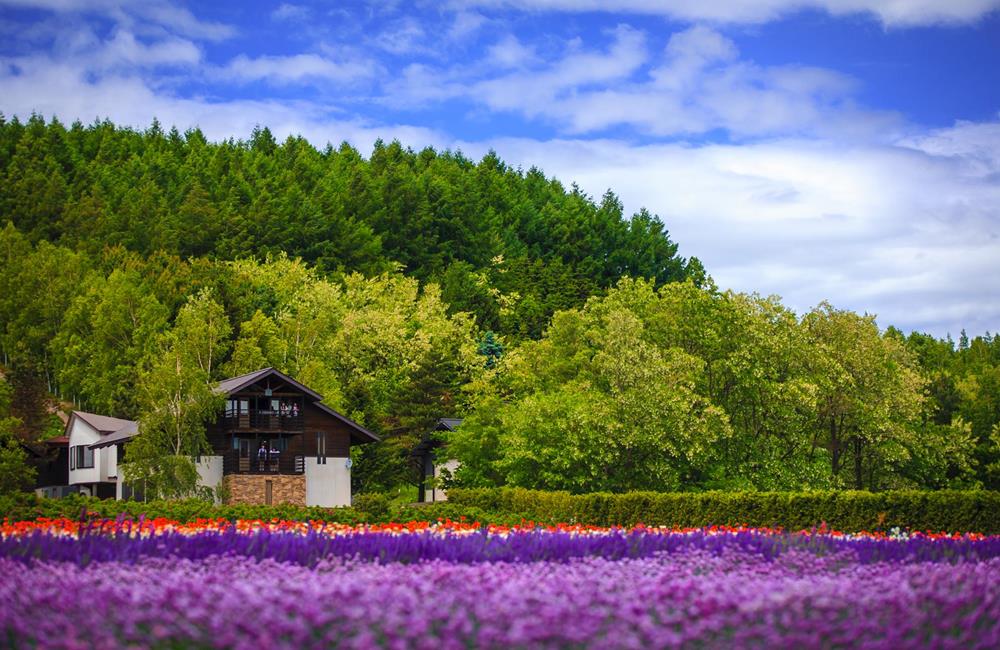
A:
436;418;463;431
215;367;322;401
89;421;139;449
217;367;379;444
413;418;463;455
70;411;137;435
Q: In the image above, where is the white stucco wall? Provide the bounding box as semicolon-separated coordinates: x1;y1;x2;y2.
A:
430;459;460;502
103;445;117;482
196;456;224;503
67;418;101;486
304;457;351;507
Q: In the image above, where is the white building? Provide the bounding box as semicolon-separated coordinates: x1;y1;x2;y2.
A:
414;418;462;503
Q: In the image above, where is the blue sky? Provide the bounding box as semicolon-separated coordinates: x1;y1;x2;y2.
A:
1;0;999;338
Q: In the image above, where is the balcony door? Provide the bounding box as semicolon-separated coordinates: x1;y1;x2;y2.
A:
237;437;251;472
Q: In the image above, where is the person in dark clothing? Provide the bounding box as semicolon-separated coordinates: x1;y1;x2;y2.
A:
257;441;268;470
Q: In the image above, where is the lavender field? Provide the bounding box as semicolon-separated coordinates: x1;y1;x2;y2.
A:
2;521;999;649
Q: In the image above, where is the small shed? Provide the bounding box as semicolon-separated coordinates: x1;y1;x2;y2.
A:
413;418;462;503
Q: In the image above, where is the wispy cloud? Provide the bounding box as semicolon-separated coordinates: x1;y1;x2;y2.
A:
462;0;1000;27
271;3;309;23
217;53;378;85
374;17;429;55
386;25;895;139
0;0;236;40
485;34;536;68
98;29;200;68
459;129;1000;336
0;50;443;149
448;10;488;40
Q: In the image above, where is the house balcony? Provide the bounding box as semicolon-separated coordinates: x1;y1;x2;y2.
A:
221;410;304;433
222;450;305;476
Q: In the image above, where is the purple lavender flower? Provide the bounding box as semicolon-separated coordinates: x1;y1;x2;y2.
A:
1;552;998;649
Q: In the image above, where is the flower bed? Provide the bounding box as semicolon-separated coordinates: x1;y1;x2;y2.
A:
2;518;999;648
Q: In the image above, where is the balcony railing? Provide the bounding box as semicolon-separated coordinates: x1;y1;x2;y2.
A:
221;410;304;432
223;450;305;475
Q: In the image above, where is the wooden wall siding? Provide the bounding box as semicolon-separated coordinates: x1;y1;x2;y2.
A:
224;474;305;506
303;403;352;457
205;392;353;459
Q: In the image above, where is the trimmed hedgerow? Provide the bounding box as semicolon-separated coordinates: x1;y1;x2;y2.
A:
4;489;999;533
445;488;1000;534
0;492;363;524
0;492;509;527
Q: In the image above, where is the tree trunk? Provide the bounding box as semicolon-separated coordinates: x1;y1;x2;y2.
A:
829;417;841;477
852;435;864;489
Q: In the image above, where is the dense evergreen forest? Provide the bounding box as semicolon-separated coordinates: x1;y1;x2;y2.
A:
0;115;997;494
0;114;701;339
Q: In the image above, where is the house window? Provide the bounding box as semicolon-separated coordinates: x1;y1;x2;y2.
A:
72;445;94;469
269;398;302;418
316;431;326;464
225;398;249;418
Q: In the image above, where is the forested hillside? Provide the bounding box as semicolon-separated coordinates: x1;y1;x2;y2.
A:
0;114;700;339
0;115;997;494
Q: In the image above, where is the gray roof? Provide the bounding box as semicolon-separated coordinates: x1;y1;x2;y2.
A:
215;367;323;401
89;421;139;449
215;368;278;396
412;418;462;455
217;367;379;444
72;411;137;434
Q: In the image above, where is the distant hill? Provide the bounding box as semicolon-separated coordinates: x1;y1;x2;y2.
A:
0;114;701;337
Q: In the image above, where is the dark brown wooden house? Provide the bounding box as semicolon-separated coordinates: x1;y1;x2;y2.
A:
73;368;379;506
202;367;380;506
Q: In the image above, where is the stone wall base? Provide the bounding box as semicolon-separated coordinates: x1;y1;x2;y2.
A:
223;474;306;506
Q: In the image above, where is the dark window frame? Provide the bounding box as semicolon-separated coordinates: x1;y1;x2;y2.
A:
316;431;327;464
72;445;94;469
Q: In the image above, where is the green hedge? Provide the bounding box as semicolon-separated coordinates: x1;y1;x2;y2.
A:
0;492;510;527
6;489;998;533
0;493;366;524
446;487;1000;534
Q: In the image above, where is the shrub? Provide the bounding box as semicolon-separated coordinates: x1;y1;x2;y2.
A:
0;493;368;525
446;488;1000;534
352;493;391;519
6;489;999;533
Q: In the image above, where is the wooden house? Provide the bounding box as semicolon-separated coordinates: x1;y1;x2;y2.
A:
65;368;379;507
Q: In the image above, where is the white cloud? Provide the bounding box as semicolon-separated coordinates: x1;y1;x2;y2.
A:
374;17;428;55
463;24;648;117
218;53;378;85
99;29;200;68
271;3;309;22
0;0;236;40
898;118;1000;175
388;25;895;139
449;10;488;40
485;34;537;68
453;130;1000;337
463;0;1000;27
0;51;444;150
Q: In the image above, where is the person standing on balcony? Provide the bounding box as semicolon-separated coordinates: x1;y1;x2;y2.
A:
257;441;268;471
